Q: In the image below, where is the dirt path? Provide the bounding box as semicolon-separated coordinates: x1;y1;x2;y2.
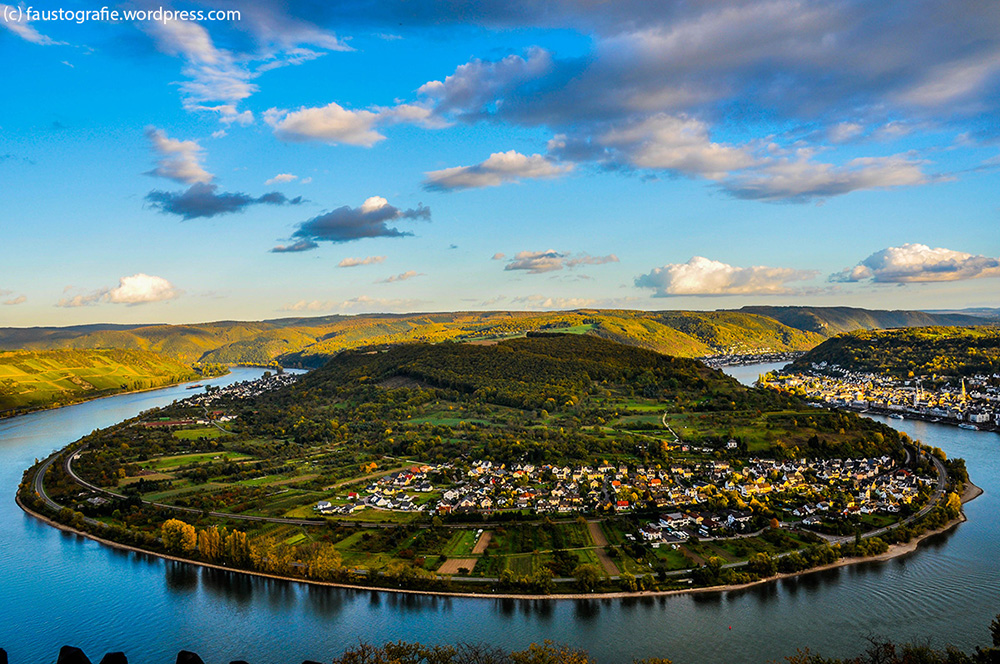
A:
471;530;492;554
585;521;619;575
593;547;620;576
586;520;608;546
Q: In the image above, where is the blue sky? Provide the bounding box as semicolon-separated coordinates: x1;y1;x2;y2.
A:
2;0;999;326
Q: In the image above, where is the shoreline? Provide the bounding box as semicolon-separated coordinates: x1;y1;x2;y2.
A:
17;481;981;602
0;370;231;421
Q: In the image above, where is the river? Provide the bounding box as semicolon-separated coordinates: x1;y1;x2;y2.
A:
0;365;998;663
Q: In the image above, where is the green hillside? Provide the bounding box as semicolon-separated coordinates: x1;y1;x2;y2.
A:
788;326;1000;378
0;348;198;415
0;310;824;368
738;306;991;336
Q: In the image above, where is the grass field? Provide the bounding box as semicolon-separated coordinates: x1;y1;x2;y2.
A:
0;348;197;414
173;427;227;440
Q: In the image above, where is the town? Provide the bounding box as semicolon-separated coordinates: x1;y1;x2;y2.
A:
763;363;1000;431
317;453;935;543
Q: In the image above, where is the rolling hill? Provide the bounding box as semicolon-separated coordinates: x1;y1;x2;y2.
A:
0;306;991;369
0;348;198;416
787;326;1000;378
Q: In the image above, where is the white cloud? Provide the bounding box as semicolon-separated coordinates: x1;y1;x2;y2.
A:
265;102;382;146
0;5;64;45
265;173;297;185
56;274;179;308
145;127;213;184
832;243;1000;283
2;293;26;305
635;256;818;296
107;274;180;305
145;19;257;124
424;151;573;190
338;255;386;268
491;252;506;261
377;270;422;284
723;154;929;202
600;115;755;179
505;250;618;274
265;101;442;146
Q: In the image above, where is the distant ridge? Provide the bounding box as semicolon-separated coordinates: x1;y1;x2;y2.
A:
0;306;990;368
737;305;991;336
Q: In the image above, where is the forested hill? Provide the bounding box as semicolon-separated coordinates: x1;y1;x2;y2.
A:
280;333;796;413
0;348;197;415
0;306;990;368
738;305;992;336
787;326;1000;378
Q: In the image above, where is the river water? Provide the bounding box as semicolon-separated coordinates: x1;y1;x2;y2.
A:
0;366;998;664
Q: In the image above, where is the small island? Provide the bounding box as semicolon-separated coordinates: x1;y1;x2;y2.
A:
18;335;972;597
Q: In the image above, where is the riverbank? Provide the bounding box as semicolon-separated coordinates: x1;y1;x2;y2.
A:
0;371;229;421
17;481;981;602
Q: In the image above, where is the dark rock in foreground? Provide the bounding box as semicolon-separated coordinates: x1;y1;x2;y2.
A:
56;646;92;664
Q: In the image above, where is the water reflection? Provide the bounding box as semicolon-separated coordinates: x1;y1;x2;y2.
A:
572;599;600;620
305;585;347;617
165;561;198;592
200;567;256;606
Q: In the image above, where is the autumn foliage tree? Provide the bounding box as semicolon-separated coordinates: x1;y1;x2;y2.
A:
161;519;196;554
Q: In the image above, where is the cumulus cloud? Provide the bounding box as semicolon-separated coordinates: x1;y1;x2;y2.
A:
492;252;506;261
339;255;386;267
831;244;1000;283
391;0;1000;200
377;270;422;284
424;150;573;191
635;256;818;296
598;115;755;179
107;274;180;304
145;127;213;185
280;295;422;313
146;183;303;220
265;101;441;146
56;274;179;307
265;102;383;146
265;173;297;185
283;196;430;246
723;154;930;202
504;250;619;274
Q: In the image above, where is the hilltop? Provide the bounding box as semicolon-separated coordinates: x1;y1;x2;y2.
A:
0;348;199;416
787;326;1000;378
737;305;992;336
2;306;989;369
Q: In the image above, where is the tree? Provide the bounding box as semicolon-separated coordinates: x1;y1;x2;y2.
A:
161;519;196;554
224;530;251;567
747;552;776;578
572;564;603;592
197;526;224;562
991;613;1000;647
